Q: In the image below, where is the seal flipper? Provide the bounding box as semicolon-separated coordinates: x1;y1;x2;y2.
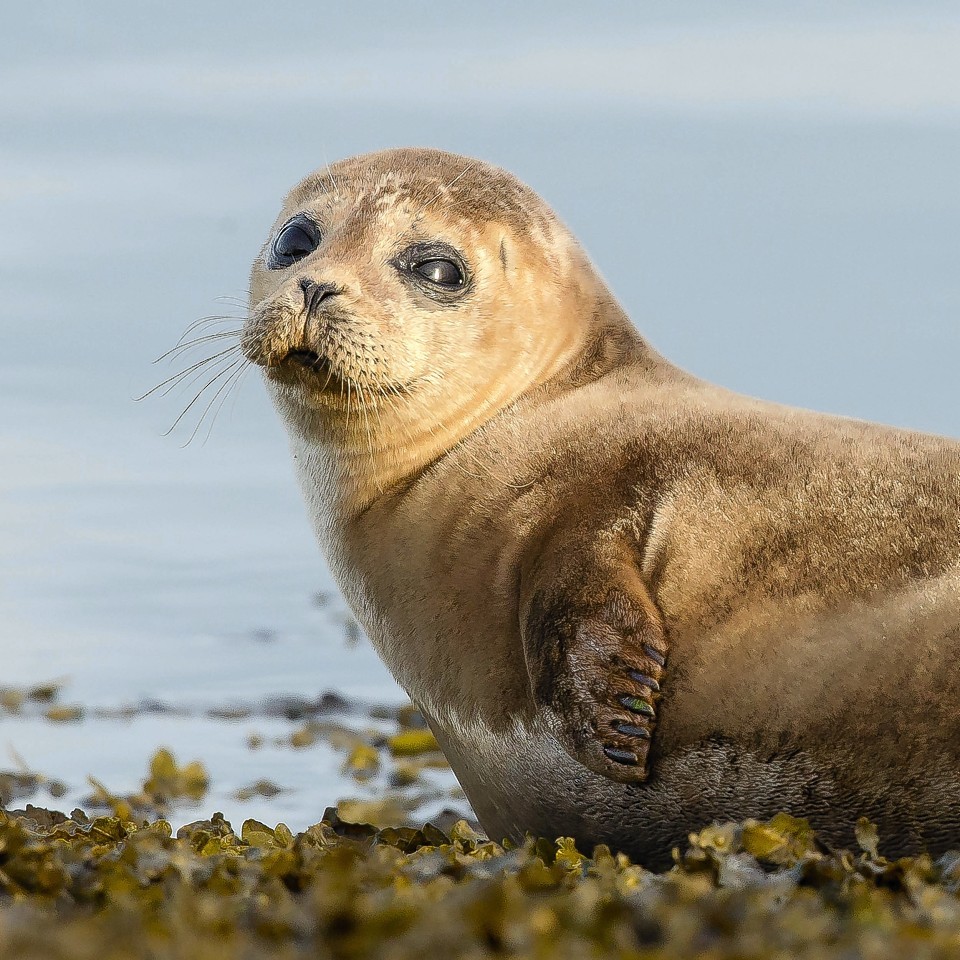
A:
521;563;667;785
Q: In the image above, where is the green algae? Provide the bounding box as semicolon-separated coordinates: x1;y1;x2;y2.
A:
4;684;960;956
0;679;469;833
0;773;66;806
2;804;960;958
83;748;210;822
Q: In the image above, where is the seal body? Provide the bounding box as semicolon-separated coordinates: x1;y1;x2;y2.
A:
242;148;960;867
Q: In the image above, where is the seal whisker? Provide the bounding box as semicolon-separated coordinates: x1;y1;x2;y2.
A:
161;352;242;421
365;382;394;458
162;356;244;438
354;380;381;489
318;361;337;395
154;329;242;364
137;344;243;402
180;363;245;448
197;360;251;447
156;348;245;402
412;160;480;219
320;154;342;201
135;344;243;402
376;382;421;452
174;357;246;445
170;314;245;350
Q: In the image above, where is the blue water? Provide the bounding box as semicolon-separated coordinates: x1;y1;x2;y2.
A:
1;2;958;828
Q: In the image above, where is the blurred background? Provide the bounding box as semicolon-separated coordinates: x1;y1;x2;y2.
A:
1;1;958;826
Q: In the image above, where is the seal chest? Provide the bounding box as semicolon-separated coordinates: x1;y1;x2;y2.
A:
242;147;960;865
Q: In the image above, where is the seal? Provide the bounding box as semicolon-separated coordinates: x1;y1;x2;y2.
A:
242;147;960;867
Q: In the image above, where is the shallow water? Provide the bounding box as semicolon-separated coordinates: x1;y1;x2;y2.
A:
2;3;959;829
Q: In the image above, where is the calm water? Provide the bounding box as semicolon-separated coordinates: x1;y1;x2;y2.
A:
2;2;959;828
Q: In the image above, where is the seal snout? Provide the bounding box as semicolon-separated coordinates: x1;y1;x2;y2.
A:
242;275;346;372
299;278;341;318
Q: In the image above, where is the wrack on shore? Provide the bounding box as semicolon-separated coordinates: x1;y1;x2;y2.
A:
1;805;960;958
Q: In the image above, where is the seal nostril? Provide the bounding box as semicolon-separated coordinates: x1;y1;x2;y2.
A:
300;279;340;316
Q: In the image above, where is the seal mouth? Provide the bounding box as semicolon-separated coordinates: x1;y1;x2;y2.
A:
286;349;330;372
266;345;422;399
269;347;351;394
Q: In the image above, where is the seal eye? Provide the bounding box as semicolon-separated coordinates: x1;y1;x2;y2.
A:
394;243;470;300
412;258;463;287
269;218;320;269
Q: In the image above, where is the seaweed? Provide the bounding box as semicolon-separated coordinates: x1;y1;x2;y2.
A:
2;800;960;957
4;683;960;956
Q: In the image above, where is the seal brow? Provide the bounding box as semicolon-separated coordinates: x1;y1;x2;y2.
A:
413;161;480;218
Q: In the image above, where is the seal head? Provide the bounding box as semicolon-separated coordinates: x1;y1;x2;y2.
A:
244;148;639;513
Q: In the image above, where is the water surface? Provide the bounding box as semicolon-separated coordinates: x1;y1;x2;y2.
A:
2;2;958;828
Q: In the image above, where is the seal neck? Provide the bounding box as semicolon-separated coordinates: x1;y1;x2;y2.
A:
278;336;583;521
277;294;673;524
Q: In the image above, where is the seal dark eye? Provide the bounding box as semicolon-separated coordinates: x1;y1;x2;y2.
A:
412;258;464;287
394;242;470;302
269;217;320;269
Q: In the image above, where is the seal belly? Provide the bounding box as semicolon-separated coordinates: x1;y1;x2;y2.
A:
432;580;960;868
435;718;960;870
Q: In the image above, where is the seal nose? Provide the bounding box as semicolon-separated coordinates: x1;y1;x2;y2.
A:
300;278;340;316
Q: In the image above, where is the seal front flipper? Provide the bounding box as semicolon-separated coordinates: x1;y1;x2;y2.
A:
520;542;667;784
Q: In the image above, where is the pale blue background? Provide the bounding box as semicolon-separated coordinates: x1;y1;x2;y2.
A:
1;1;958;824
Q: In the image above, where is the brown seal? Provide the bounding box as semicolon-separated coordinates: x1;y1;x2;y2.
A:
242;147;960;867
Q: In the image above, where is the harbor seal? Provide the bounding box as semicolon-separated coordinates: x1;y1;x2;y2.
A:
242;148;960;867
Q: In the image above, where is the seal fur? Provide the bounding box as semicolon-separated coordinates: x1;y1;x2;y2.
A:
242;147;960;867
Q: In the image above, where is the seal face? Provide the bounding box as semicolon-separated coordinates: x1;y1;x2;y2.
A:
243;148;960;867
